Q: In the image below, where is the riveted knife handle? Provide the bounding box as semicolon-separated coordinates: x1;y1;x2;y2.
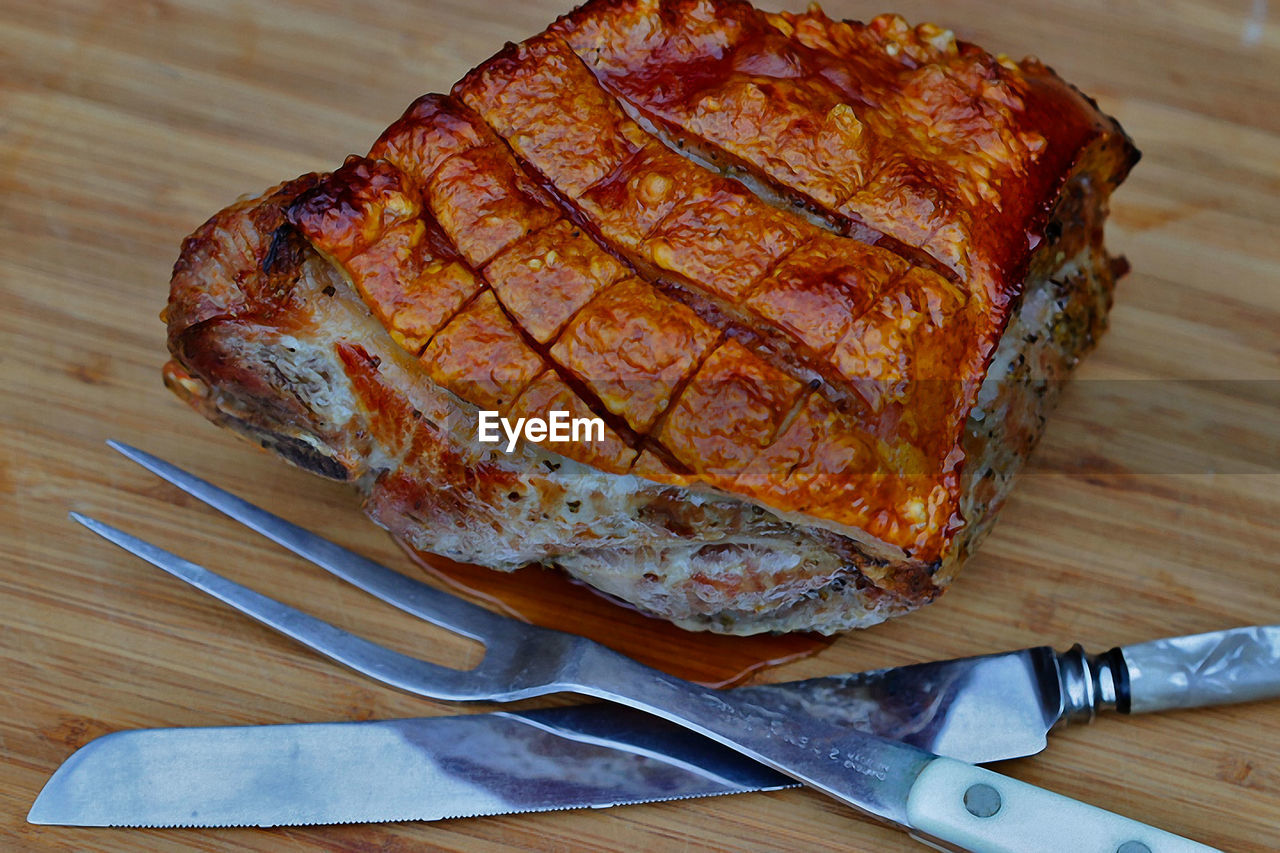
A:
905;757;1220;853
1119;625;1280;714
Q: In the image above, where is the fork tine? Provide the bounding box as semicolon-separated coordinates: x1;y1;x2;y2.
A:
107;441;506;640
70;513;491;701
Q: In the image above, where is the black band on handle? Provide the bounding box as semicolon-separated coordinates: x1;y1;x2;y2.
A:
1110;646;1132;715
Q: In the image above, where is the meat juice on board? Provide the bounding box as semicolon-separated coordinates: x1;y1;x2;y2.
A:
400;541;831;687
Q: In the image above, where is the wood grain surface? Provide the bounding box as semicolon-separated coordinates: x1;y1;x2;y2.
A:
3;0;1279;850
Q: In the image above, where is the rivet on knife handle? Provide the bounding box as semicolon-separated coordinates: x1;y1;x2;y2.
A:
905;757;1220;853
1118;626;1280;714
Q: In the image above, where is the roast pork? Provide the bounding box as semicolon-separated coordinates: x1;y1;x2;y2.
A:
163;0;1138;634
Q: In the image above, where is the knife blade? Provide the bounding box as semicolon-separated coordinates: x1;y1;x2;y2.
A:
29;626;1278;828
26;712;793;828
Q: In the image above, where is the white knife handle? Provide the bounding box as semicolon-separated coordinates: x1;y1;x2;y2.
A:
905;757;1220;853
1122;625;1280;714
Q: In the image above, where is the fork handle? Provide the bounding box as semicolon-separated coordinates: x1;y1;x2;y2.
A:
906;757;1219;853
580;644;1216;853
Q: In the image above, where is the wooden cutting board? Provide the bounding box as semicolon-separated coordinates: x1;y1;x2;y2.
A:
2;0;1278;849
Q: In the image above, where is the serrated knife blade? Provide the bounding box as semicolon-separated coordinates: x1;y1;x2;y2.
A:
28;711;791;828
29;626;1279;828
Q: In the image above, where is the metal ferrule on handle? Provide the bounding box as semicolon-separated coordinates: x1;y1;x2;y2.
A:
1055;644;1130;723
1054;626;1280;723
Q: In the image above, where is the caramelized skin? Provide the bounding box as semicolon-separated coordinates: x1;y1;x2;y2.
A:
485;220;628;344
657;339;805;481
288;157;481;354
551;0;1136;310
169;1;1137;574
510;370;638;473
426;145;559;268
421;289;547;411
551;276;721;433
456;31;989;557
166;174;321;340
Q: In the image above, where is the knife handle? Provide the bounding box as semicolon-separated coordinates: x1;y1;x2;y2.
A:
1120;625;1280;714
905;757;1220;853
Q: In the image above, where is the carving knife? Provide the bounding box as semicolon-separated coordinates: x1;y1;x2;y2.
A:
28;625;1279;828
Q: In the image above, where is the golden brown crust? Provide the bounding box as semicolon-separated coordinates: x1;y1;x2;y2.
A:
368;94;489;186
551;0;1137;307
287;158;482;355
162;0;1138;631
454;30;980;559
160;176;940;634
426;145;559;268
421;289;548;412
657;339;806;479
551;277;721;433
510;370;639;473
483;220;628;345
165;174;321;341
